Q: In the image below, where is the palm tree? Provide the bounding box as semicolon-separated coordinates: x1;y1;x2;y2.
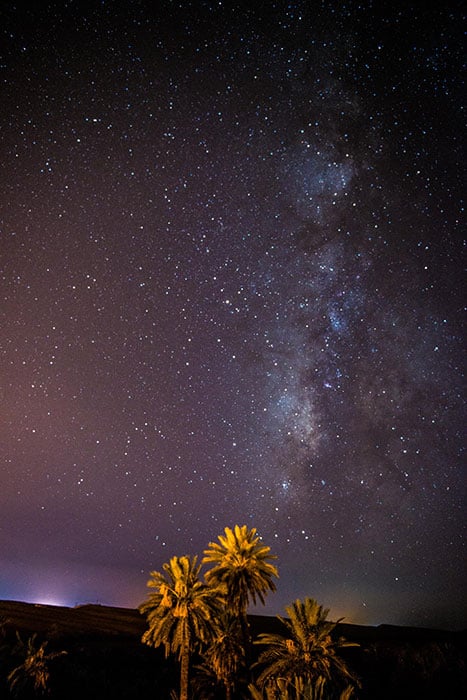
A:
203;525;278;658
7;633;66;697
139;554;223;700
253;598;359;699
196;612;246;700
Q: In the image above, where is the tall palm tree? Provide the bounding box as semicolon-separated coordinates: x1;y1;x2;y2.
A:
254;598;359;699
139;555;223;700
203;525;278;661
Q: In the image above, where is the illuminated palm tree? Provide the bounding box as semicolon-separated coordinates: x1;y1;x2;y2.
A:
254;598;359;699
139;555;223;700
203;525;278;659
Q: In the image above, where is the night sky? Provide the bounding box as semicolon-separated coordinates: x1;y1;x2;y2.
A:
1;1;465;630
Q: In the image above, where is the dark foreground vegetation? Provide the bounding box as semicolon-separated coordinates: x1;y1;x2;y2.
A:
0;599;465;699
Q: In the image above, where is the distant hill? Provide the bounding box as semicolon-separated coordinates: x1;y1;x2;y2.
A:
0;599;146;639
0;599;463;644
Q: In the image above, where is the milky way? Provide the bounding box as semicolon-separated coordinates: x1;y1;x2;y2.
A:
1;1;465;629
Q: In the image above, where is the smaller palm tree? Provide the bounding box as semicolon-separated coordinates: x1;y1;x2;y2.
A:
7;633;66;697
254;598;359;699
139;554;223;700
197;612;246;700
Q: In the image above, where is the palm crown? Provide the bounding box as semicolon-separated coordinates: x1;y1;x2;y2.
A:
203;525;278;614
139;555;222;658
254;597;359;696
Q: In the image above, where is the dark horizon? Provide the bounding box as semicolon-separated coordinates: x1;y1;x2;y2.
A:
2;598;466;635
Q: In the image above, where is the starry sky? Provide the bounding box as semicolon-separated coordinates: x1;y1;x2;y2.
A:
1;1;465;630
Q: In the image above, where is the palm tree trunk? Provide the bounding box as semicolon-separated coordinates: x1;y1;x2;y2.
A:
180;646;190;700
240;611;252;681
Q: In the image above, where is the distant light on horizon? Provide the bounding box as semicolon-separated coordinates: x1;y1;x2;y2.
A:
29;595;71;608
